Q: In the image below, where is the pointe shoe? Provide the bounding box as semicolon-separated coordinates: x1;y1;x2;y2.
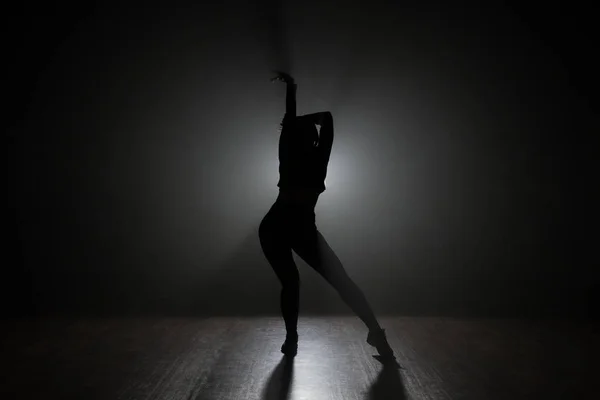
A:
367;328;395;359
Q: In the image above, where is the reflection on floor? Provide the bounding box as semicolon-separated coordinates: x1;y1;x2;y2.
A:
0;316;597;399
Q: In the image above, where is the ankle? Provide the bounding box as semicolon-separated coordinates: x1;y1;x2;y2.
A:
369;326;384;334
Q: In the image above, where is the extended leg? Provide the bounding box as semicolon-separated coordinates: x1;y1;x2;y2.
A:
291;227;381;330
291;227;395;358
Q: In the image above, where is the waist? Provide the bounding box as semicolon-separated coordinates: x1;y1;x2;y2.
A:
277;187;320;207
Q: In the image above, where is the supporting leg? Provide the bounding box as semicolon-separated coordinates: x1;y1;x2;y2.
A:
259;208;300;356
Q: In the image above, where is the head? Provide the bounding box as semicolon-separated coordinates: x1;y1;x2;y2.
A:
281;116;319;148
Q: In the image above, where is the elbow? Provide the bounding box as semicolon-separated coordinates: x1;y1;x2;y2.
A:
320;112;333;125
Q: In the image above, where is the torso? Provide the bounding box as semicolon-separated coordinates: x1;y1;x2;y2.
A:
277;187;320;208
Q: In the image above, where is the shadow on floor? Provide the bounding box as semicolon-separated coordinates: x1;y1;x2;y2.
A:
365;356;407;400
262;356;294;400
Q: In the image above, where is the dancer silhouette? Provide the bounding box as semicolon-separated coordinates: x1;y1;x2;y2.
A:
259;72;396;361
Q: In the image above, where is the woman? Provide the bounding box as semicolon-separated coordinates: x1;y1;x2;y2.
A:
259;71;395;360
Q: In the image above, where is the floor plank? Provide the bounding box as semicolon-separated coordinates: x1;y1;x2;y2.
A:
0;317;597;399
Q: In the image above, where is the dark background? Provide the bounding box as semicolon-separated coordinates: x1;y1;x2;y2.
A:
4;1;597;318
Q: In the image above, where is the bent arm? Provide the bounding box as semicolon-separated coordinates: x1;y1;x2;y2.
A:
316;112;333;163
298;111;329;125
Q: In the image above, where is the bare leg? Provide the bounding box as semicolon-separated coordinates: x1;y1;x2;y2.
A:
259;204;300;355
291;225;395;358
290;225;382;332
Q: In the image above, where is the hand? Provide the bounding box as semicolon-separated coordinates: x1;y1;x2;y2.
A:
270;70;294;84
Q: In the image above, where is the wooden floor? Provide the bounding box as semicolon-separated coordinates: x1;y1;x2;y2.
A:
0;317;597;399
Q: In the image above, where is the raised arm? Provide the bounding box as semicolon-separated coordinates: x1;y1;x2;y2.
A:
286;81;297;119
271;71;296;120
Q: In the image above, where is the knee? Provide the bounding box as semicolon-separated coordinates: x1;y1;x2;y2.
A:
282;273;301;291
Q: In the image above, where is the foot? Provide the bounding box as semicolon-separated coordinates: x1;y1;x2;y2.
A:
367;328;395;359
281;333;298;357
